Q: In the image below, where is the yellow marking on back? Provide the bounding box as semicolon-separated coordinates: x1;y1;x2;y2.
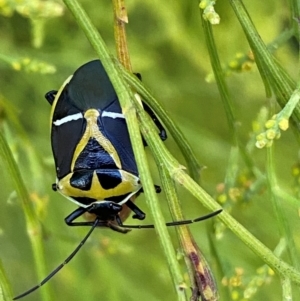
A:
71;109;122;171
58;170;141;200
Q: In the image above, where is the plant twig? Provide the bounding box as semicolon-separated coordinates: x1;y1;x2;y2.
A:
112;0;132;71
133;105;300;285
0;132;51;301
62;1;189;300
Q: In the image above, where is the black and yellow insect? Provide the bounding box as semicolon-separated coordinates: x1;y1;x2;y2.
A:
45;59;166;232
13;60;221;300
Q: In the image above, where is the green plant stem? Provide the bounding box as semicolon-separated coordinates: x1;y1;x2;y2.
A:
201;13;237;146
290;0;300;84
62;1;188;300
0;259;12;301
289;0;300;45
281;277;292;301
273;188;300;209
112;0;132;71
281;278;293;301
159;167;218;301
133;105;300;285
276;88;300;121
201;13;262;188
267;146;300;273
267;28;295;54
175;170;300;284
0;132;51;301
120;67;201;181
229;0;299;120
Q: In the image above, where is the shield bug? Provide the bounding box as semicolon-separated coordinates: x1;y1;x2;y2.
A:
13;60;221;300
45;60;168;231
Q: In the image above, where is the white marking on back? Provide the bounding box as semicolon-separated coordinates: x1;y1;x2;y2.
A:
102;111;125;119
53;112;83;126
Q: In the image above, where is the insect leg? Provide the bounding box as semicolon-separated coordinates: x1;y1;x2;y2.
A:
125;199;146;220
133;73;167;142
142;101;167;141
139;185;161;194
65;207;107;228
165;209;222;226
117;209;222;229
44;90;58;105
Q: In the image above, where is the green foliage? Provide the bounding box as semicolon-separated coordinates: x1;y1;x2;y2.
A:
1;1;300;301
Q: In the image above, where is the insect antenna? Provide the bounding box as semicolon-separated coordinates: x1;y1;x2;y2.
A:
13;209;222;299
119;209;222;229
13;218;100;300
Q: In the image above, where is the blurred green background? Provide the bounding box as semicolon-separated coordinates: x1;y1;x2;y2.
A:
0;0;300;300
